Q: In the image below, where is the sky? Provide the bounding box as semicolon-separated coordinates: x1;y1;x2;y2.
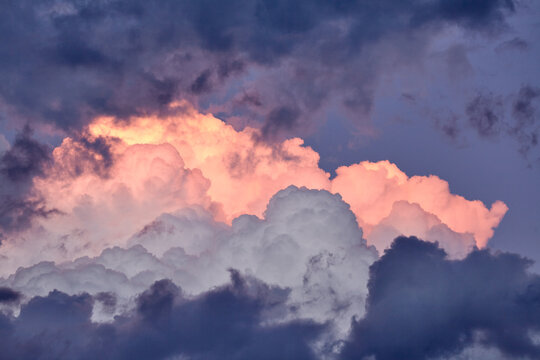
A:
0;1;539;359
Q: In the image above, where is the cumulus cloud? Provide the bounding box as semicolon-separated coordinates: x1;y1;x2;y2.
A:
85;108;506;255
0;140;215;273
87;104;331;220
0;105;507;279
331;160;507;250
341;236;540;360
368;201;476;259
1;186;377;349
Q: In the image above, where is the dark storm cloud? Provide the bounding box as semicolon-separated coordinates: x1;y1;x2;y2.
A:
0;127;58;237
0;287;21;304
0;0;515;134
0;272;324;360
340;236;540;360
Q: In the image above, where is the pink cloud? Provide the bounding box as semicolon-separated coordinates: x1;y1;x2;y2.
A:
0;102;507;275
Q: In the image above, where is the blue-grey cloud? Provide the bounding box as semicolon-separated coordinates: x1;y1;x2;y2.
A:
0;271;324;360
340;236;540;360
0;287;20;304
0;0;515;135
467;92;505;138
0;126;58;237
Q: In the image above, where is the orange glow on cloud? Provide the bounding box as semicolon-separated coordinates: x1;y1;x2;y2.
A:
89;102;331;220
331;161;508;248
18;101;507;267
86;102;507;251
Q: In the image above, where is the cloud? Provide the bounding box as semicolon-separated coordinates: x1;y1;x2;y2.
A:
0;126;58;237
0;106;506;272
0;0;516;136
0;287;20;304
511;85;540;158
440;85;540;163
2;237;540;360
341;236;540;360
89;108;506;254
261;105;301;140
1;186;377;349
331;160;507;250
0;134;9;153
29;140;215;263
0;107;510;357
0;273;325;360
0;3;531;359
86;104;331;221
367;201;476;259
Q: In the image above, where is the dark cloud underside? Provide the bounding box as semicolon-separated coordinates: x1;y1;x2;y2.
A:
341;236;540;360
0;272;324;360
1;238;539;359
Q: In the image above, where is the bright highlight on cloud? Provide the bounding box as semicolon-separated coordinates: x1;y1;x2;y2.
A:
87;102;331;220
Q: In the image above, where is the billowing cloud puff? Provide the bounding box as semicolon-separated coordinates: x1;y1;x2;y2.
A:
0;140;215;274
1;187;377;346
84;104;506;255
0;104;508;284
87;103;331;220
368;201;477;259
332;161;508;249
0;105;508;331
